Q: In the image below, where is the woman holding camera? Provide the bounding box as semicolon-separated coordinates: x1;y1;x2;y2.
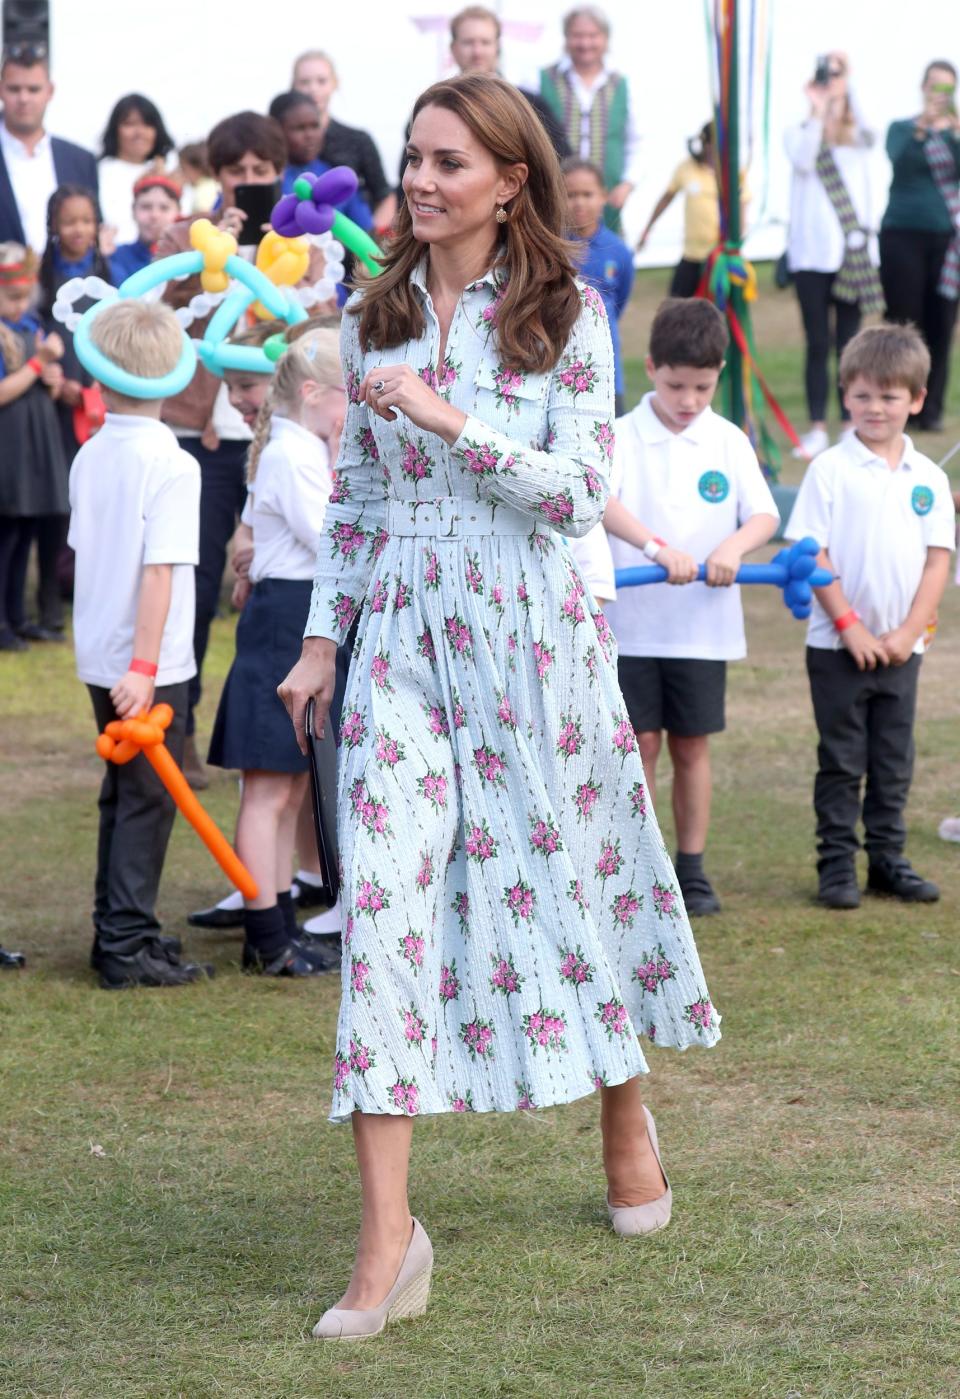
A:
784;52;881;461
880;60;960;433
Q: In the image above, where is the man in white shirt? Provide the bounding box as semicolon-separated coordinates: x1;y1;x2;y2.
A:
539;6;642;232
0;43;98;251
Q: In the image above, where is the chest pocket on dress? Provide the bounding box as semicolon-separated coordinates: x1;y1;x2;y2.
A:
472;357;549;424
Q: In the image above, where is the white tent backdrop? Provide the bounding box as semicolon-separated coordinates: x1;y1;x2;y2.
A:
43;0;957;264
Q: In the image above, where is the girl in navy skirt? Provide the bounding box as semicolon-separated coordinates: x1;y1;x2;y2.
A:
208;327;346;976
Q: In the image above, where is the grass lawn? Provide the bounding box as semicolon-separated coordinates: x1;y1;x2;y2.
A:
1;271;959;1398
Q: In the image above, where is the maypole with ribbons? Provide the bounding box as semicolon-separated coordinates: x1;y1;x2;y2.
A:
700;0;801;478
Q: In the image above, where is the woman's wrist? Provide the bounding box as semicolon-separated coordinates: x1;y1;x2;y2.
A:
435;403;468;447
301;634;338;655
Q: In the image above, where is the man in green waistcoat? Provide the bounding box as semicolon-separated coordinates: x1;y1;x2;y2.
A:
540;5;641;232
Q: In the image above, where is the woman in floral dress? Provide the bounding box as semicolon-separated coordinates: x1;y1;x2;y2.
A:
279;74;721;1340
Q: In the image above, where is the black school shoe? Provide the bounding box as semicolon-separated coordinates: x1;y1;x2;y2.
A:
90;933;182;971
242;936;340;977
0;945;26;968
293;880;336;911
866;856;940;903
0;626;28;652
818;866;861;909
187;902;244;930
97;942;215;990
17;623;66;643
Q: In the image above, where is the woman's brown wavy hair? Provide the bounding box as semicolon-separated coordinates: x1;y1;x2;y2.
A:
352;74;582;374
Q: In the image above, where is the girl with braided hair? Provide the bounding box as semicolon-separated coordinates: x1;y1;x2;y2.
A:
207;326;347;977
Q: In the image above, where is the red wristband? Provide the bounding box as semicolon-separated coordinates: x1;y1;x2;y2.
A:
27;356;43;375
834;609;860;633
130;658;158;677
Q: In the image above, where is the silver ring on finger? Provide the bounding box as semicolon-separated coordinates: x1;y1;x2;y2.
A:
372;378;386;393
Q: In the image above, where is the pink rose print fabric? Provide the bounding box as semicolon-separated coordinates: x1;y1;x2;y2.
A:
305;263;720;1123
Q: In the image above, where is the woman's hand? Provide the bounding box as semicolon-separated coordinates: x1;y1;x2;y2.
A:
360;364;466;445
217;206;245;240
804;81;831;122
277;636;338;754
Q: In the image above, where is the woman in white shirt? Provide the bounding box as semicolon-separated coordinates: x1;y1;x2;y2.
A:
98;94;176;245
207;326;346;978
785;53;880;460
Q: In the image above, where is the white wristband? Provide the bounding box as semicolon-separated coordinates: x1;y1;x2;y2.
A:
643;537;665;561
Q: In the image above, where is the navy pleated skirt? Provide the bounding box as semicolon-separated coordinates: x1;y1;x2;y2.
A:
208;577;313;774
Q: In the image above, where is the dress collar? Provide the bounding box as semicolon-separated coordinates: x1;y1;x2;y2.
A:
409;256;506;299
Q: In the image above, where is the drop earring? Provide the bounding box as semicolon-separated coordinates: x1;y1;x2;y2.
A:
495;205;508;224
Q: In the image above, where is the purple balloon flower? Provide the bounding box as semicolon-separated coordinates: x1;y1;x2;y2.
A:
270;166;360;238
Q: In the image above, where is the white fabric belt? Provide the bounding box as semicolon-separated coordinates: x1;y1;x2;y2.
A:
387;497;539;538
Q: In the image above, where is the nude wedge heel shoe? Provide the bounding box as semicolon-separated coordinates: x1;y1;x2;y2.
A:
606;1105;672;1237
312;1217;433;1340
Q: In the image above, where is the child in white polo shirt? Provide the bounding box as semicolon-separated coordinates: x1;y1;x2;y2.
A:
604;298;779;915
786;324;954;909
69;300;211;989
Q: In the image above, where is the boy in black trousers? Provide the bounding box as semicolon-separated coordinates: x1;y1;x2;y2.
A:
786;325;954;908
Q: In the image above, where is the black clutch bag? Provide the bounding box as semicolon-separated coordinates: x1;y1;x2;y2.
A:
304;697;340;905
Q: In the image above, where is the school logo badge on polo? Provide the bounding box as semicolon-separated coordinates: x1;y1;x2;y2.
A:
911;485;934;517
698;470;729;503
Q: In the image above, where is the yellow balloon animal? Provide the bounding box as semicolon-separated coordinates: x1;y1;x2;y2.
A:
189;218;237;295
253;230;311;319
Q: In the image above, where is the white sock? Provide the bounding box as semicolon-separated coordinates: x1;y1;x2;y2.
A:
214;889;244;913
303;898;342;936
296;868;326;888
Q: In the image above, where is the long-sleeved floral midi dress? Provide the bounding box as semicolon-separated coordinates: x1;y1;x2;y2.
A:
306;261;721;1123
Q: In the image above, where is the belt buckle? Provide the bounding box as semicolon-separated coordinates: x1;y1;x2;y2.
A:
437;498;461;539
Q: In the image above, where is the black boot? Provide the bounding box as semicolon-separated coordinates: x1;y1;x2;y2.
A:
867;855;939;903
0;945;25;968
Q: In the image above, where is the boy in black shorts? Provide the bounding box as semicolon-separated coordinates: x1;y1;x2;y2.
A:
604;299;779;913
